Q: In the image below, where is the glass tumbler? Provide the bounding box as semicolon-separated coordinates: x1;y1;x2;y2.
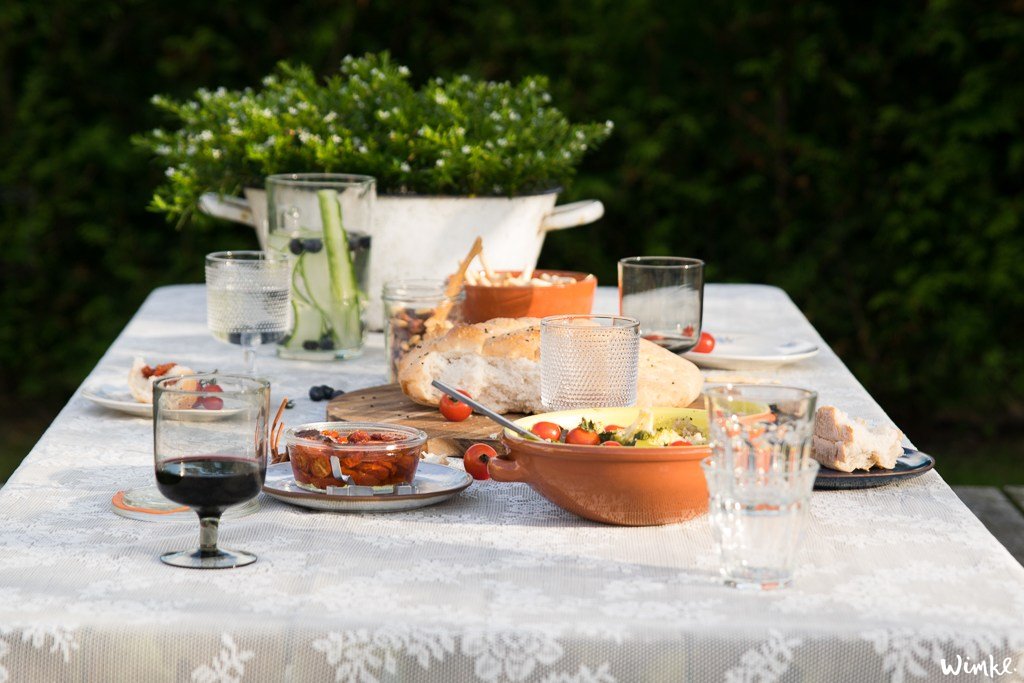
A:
701;384;818;590
540;315;640;410
383;279;464;382
618;257;704;352
265;173;375;361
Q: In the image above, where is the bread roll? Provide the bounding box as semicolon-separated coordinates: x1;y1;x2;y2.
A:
398;319;704;414
811;405;903;472
127;357;197;405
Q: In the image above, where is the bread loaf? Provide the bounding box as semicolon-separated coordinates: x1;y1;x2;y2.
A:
811;405;903;472
398;318;704;414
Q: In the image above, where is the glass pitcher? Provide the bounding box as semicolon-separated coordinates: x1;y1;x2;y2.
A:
266;173;375;360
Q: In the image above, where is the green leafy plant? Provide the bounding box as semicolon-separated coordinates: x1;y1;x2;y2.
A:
136;52;613;223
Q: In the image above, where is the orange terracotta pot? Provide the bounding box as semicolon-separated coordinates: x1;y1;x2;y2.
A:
461;270;596;323
490;407;712;526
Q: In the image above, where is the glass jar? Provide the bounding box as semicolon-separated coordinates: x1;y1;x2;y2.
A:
383;280;464;382
266;173;375;361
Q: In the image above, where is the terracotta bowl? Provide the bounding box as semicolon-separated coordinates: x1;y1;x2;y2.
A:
490;407;711;526
461;270;596;323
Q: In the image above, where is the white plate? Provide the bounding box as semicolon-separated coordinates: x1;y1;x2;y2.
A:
82;385;243;421
682;333;819;370
262;462;472;512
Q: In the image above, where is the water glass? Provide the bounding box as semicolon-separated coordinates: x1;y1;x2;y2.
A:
540;315;640;410
154;374;270;569
701;384;818;590
618;257;704;352
205;251;292;375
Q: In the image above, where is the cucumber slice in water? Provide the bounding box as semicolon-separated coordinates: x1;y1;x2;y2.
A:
318;189;361;343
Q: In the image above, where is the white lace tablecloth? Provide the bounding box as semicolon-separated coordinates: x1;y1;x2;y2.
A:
2;284;1023;682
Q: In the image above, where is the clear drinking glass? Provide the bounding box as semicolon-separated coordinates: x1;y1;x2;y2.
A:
383;279;464;382
701;384;818;590
205;251;292;376
154;374;270;569
540;314;640;410
265;173;375;361
618;257;704;352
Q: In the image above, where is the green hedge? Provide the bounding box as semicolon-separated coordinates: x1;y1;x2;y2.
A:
1;0;1022;434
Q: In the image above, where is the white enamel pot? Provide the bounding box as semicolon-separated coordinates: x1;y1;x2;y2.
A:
199;189;604;329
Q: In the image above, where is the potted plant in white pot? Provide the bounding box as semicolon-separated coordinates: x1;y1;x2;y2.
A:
137;53;612;328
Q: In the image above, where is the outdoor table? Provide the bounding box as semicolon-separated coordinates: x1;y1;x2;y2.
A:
2;284;1022;682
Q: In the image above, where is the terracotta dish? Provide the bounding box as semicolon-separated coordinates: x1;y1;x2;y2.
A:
461;270;596;323
491;407;711;526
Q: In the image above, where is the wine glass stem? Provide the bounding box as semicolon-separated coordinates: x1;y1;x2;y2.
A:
240;331;259;376
199;516;220;557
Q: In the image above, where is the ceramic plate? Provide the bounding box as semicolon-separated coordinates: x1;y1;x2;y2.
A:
262;462;472;512
682;333;819;370
814;448;935;490
82;385;242;421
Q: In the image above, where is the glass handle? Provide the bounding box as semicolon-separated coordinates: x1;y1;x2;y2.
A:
278;205;300;231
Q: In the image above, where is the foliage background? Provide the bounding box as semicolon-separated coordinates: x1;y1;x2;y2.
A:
1;0;1022;481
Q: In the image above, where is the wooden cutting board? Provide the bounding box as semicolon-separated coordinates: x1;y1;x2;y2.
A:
326;383;523;456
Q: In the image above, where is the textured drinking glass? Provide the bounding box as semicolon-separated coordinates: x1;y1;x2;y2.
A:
205;251;292;376
154;374;270;569
266;173;375;361
540;315;640;410
618;257;704;352
701;385;818;590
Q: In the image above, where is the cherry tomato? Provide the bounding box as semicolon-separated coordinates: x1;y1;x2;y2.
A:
604;424;623;433
669;440;692;447
566;427;601;446
682;325;695;338
530;421;562;441
693;331;716;353
439;390;473;422
601;440;623;447
463;443;496;480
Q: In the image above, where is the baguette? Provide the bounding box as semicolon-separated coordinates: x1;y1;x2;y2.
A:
398;318;704;414
811;405;903;472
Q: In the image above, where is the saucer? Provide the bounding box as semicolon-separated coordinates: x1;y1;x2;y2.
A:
262;462;472;512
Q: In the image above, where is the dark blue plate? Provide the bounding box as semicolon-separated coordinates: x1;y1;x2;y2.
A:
814;447;935;490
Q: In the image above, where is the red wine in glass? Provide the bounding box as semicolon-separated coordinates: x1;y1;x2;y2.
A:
156;456;264;518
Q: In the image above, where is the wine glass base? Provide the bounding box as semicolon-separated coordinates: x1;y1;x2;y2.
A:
160;548;257;569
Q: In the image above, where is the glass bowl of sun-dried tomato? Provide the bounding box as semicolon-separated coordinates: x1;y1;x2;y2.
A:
283;422;427;491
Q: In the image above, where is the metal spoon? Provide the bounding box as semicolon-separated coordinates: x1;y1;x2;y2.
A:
431;380;540;441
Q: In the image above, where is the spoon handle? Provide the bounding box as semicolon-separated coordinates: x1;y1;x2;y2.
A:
430;380;540;441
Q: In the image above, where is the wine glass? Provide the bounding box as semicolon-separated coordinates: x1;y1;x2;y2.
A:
153;374;270;569
205;251;292;376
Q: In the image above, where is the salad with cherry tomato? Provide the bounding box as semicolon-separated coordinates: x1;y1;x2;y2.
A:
527;410;706;448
